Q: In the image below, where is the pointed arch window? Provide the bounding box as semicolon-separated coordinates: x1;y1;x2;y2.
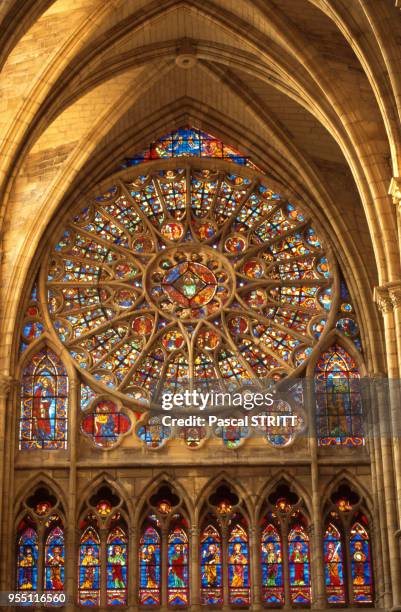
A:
16;517;38;591
288;514;311;605
350;514;373;604
261;516;284;606
315;344;364;447
44;516;65;591
323;521;345;604
78;518;101;606
200;518;223;606
228;515;250;606
167;515;189;606
19;347;68;450
107;518;128;606
139;515;161;606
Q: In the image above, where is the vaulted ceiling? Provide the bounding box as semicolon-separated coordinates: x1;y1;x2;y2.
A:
1;0;401;371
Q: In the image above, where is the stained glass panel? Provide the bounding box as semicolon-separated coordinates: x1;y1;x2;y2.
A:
350;516;373;604
315;344;364;446
107;526;128;606
139;517;161;606
228;518;250;606
288;521;311;605
44;520;65;592
168;519;189;607
261;521;284;606
19;348;68;450
121;127;257;169
46;164;336;402
78;526;101;606
17;522;38;591
81;399;131;448
201;522;223;606
324;523;345;604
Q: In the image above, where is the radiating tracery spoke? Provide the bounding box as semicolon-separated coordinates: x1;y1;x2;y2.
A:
46;164;336;400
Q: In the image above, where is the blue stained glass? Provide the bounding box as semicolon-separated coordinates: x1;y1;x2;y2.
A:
168;522;189;606
121;127;258;170
107;526;128;606
288;523;311;605
139;521;161;606
261;522;284;606
201;523;223;606
17;527;38;591
19;348;68;450
350;518;373;604
78;527;100;606
324;523;345;604
44;525;64;591
228;520;250;606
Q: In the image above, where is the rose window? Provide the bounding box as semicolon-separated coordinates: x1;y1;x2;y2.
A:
45;163;337;405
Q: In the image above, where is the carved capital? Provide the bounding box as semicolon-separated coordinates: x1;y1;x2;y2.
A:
0;375;14;399
389;177;401;208
389;285;401;310
374;286;393;315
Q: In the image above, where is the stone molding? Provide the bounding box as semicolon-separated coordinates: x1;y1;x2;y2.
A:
389;177;401;207
0;375;13;399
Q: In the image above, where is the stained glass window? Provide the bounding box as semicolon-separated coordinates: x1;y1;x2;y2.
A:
200;520;223;606
139;515;161;606
81;399;131;448
261;518;284;606
16;518;38;591
350;514;373;604
228;516;250;606
19;347;68;450
288;516;311;605
78;523;101;606
20;279;44;354
44;517;65;592
46;165;336;403
315;344;365;447
168;516;189;606
324;522;345;604
121;127;257;169
107;524;128;606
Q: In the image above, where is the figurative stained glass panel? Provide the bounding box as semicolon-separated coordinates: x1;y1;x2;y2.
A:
120;127;257;169
19;348;68;450
324;523;345;605
107;526;128;606
228;518;250;606
315;344;364;447
261;521;284;606
201;523;223;606
350;516;373;604
139;517;161;606
81;400;131;448
167;519;189;606
16;522;38;591
78;526;101;606
137;416;171;449
288;521;311;605
44;522;65;592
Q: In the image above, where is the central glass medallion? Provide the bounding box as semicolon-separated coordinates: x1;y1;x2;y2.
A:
147;246;234;322
162;261;217;307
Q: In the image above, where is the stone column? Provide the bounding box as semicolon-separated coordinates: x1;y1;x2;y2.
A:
374;286;401;610
161;525;168;608
190;525;200;612
0;375;12;589
249;525;261;610
66;379;79;611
